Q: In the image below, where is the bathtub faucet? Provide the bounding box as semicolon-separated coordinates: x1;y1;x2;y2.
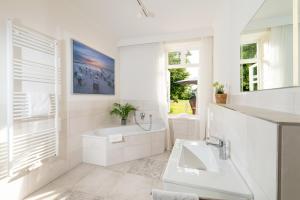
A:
140;112;146;120
134;111;152;131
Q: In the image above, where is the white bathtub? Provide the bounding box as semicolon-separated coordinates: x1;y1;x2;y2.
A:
82;123;166;166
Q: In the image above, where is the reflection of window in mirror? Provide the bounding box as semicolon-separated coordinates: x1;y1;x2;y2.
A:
240;0;297;91
240;42;260;92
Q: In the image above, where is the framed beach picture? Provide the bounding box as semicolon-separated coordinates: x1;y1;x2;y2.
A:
72;40;115;95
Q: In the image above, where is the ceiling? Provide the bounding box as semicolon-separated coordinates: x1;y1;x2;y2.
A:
253;0;293;20
70;0;222;40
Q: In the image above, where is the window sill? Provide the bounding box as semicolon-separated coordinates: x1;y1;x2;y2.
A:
168;113;200;120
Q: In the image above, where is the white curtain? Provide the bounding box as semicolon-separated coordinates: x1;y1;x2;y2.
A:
262;25;293;89
156;44;172;150
196;37;213;140
119;43;171;150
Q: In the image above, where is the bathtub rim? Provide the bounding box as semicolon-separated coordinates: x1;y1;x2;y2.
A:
81;124;166;138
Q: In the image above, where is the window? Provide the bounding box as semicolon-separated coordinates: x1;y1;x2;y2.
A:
167;49;200;66
240;42;260;92
167;48;199;115
185;50;200;65
168;51;181;65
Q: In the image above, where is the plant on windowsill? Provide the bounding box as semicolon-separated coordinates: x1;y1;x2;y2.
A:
110;103;137;125
213;82;227;104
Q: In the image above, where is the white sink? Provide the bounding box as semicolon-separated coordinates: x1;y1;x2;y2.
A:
163;140;252;200
178;143;219;172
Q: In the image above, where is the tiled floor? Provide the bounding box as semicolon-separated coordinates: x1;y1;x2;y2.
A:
25;151;170;200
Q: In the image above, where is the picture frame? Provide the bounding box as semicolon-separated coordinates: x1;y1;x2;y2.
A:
72;39;115;95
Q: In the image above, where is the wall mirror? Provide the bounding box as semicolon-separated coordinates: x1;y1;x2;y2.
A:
240;0;299;92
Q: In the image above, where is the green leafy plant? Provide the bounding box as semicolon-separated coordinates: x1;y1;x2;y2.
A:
169;68;192;102
213;82;225;94
110;103;136;120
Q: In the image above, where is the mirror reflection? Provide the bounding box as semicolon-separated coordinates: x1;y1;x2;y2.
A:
240;0;298;92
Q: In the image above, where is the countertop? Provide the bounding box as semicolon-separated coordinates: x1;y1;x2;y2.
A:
216;104;300;125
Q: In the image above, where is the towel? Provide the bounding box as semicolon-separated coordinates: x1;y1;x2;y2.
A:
108;134;123;143
152;189;198;200
29;93;50;117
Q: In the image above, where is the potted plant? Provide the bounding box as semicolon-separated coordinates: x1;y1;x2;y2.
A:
213;82;227;104
110;103;136;125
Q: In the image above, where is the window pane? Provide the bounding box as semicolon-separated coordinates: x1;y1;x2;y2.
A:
168;51;181;65
240;63;252;92
253;67;257;75
168;67;198;115
240;43;257;59
253;83;258;91
185;50;199;64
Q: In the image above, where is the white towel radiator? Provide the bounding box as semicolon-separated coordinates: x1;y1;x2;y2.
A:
6;20;60;176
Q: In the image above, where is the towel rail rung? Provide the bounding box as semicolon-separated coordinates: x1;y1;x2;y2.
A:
12;24;54;43
14;58;55;69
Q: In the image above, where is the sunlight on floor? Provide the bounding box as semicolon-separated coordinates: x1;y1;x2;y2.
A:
25;152;170;200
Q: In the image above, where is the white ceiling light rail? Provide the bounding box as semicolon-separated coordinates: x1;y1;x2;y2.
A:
136;0;154;18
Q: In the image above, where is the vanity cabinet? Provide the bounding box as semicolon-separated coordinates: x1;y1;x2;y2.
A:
208;104;300;200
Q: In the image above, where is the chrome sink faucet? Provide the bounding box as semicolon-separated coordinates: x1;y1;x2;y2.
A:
206;136;230;160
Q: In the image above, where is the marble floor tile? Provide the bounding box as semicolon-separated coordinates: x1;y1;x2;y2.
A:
25;164;97;200
24;186;66;200
72;168;122;198
109;173;153;200
151;179;164;190
148;151;171;162
106;159;140;174
108;151;170;180
127;158;167;179
62;191;104;200
53;164;97;188
25;152;170;200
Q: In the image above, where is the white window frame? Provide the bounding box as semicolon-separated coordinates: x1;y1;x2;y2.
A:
167;47;201;69
240;40;262;91
166;47;200;115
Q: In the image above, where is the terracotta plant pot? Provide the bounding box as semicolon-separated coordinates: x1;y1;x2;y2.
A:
215;93;227;104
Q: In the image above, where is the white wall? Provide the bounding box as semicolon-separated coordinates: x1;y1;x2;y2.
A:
213;1;233;87
0;0;119;199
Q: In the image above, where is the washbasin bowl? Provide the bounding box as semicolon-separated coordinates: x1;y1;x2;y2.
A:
163;140;252;200
178;142;219;172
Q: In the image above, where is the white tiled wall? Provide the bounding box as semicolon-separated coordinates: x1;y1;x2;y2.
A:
67;99;117;169
168;117;201;144
120;99;161;124
208;104;278;200
230;87;300;115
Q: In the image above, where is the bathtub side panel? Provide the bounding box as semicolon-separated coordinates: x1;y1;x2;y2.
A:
124;134;152;161
82;136;107;166
151;130;166;155
106;140;126;165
